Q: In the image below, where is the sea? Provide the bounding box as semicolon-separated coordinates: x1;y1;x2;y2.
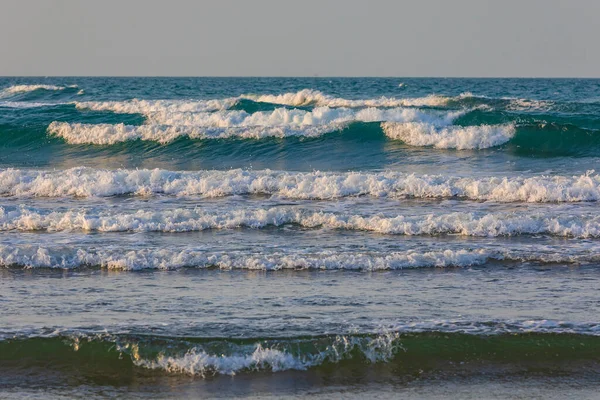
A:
1;77;600;399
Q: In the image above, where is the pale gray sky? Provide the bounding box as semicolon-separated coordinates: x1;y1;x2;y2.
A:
1;0;598;77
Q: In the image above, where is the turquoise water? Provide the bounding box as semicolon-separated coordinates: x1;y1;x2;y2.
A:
1;77;600;398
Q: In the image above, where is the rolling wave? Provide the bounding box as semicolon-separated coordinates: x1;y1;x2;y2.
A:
2;167;599;202
48;107;462;144
47;121;346;143
72;90;585;116
2;328;600;378
0;245;595;270
43;113;600;154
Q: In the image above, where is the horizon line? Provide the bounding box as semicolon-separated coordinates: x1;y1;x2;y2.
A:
1;75;600;79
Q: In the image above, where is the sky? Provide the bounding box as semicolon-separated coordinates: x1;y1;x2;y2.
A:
1;0;598;77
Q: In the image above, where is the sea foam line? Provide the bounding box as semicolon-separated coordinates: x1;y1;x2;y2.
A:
0;246;495;270
1;167;600;202
240;89;453;108
3;206;600;237
0;245;593;270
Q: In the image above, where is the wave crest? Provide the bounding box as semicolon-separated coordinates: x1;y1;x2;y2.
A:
48;121;346;143
382;122;516;149
242;89;452;108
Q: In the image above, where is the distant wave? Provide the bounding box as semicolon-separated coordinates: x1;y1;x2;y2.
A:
73;90;456;115
76;98;238;114
0;84;77;98
0;101;66;109
241;89;453;108
3;206;600;238
2;167;599;202
69;90;585;119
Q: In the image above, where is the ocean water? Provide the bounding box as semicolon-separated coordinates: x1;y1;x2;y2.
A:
1;77;600;399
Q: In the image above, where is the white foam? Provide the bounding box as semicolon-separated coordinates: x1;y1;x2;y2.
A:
48;122;345;144
73;90;455;116
0;101;64;109
75;98;238;114
382;122;516;149
506;98;555;111
2;206;600;237
2;168;600;202
49;107;462;144
242;89;452;108
144;106;461;126
0;84;73;97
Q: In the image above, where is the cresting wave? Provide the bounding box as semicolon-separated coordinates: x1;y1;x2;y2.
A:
2;329;600;378
48;107;462;143
382;122;516;149
47;122;346;143
73;89;456;114
71;90;565;116
0;245;595;270
240;89;453;108
2;167;600;202
75;98;238;114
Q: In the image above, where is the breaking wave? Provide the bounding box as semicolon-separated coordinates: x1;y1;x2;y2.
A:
2;328;600;378
241;89;453;108
0;246;502;270
47;122;346;143
73;89;455;115
382;122;516;149
49;107;462;144
1;245;596;270
3;206;600;238
2;167;600;202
